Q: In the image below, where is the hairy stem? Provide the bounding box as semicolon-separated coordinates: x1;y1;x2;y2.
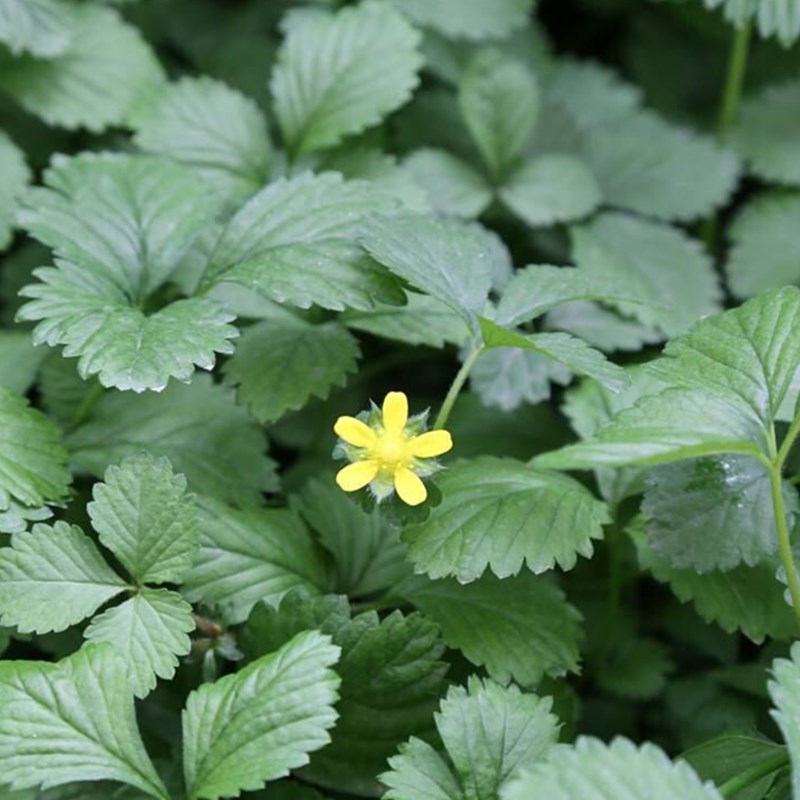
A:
718;750;789;797
433;341;483;430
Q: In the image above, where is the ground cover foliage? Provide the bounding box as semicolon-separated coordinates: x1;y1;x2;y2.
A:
1;0;800;797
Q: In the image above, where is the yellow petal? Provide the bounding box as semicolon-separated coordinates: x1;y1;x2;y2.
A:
334;416;377;448
336;460;379;492
394;466;427;506
382;391;408;434
408;430;453;458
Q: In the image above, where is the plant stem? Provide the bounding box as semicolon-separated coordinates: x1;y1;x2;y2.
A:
433;342;483;429
67;381;105;432
718;751;789;797
717;19;754;136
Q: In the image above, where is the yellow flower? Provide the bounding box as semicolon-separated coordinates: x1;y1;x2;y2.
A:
333;391;453;506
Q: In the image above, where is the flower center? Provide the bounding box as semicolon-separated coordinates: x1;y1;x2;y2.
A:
372;432;409;469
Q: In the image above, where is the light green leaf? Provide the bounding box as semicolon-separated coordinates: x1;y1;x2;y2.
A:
87;453;199;585
500;154;601;227
726;193;800;298
0;644;168;798
389;0;535;40
203;172;403;311
459;49;539;178
383;677;558;800
132;77;271;203
730;81;800;186
503;737;723;800
85;589;194;698
0;500;52;536
398;571;583;686
0;131;30;249
181;498;328;625
582;111;740;222
0;387;71;507
182;630;341;800
0;0;72;57
0;6;164;131
223;317;359;424
17;153;235;392
571;212;721;337
770;643;800;800
0;331;45;394
66;375;278;507
360;213;498;324
0;521;127;634
704;0;800;46
271;1;421;157
403;149;492;218
404;456;608;581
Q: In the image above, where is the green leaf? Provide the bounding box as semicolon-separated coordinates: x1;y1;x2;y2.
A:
0;500;52;536
403;149;492;218
479;318;630;393
0;331;46;395
132;77;271;203
597;636;673;700
0;521;127;634
503;737;723;800
360;213;499;325
271;1;421;157
582;111;740;222
458;49;539;178
389;0;535;40
223;318;359;424
17;153;236;392
397;571;583;686
87;453;199;585
243;593;447;796
85;588;194;698
499;155;601;227
0;131;30;249
770;643;800;800
726;193;800;298
182;630;341;800
704;0;800;46
383;677;558;800
404;456;608;581
66;375;277;507
570;212;721;337
730;81;800;186
0;0;72;57
203;172;403;311
0;644;168;798
181;498;328;625
0;387;71;507
0;6;164;132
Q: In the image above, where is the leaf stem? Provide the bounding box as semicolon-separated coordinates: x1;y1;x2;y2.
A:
433;341;484;429
717;18;754;136
67;381;105;432
717;750;789;797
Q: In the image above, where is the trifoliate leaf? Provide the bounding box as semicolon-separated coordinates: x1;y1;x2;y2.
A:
360;213;498;325
223;317;359;424
503;737;723;800
0;387;71;507
704;0;800;46
271;1;421;157
730;81;800;185
0;521;127;634
0;644;168;798
17;153;236;392
243;593;447;796
403;149;492;218
203;172;403;311
397;572;583;686
458;49;539;179
389;0;535;40
84;589;194;698
66;376;278;507
582;111;740;222
383;677;558;800
293;478;410;597
726;193;800;298
87;453;199;585
182;630;341;800
181;499;328;625
132;77;272;203
0;0;72;57
499;155;601;227
0;130;29;249
0;6;163;131
404;456;608;581
770;643;800;800
571;212;721;337
0;331;45;395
